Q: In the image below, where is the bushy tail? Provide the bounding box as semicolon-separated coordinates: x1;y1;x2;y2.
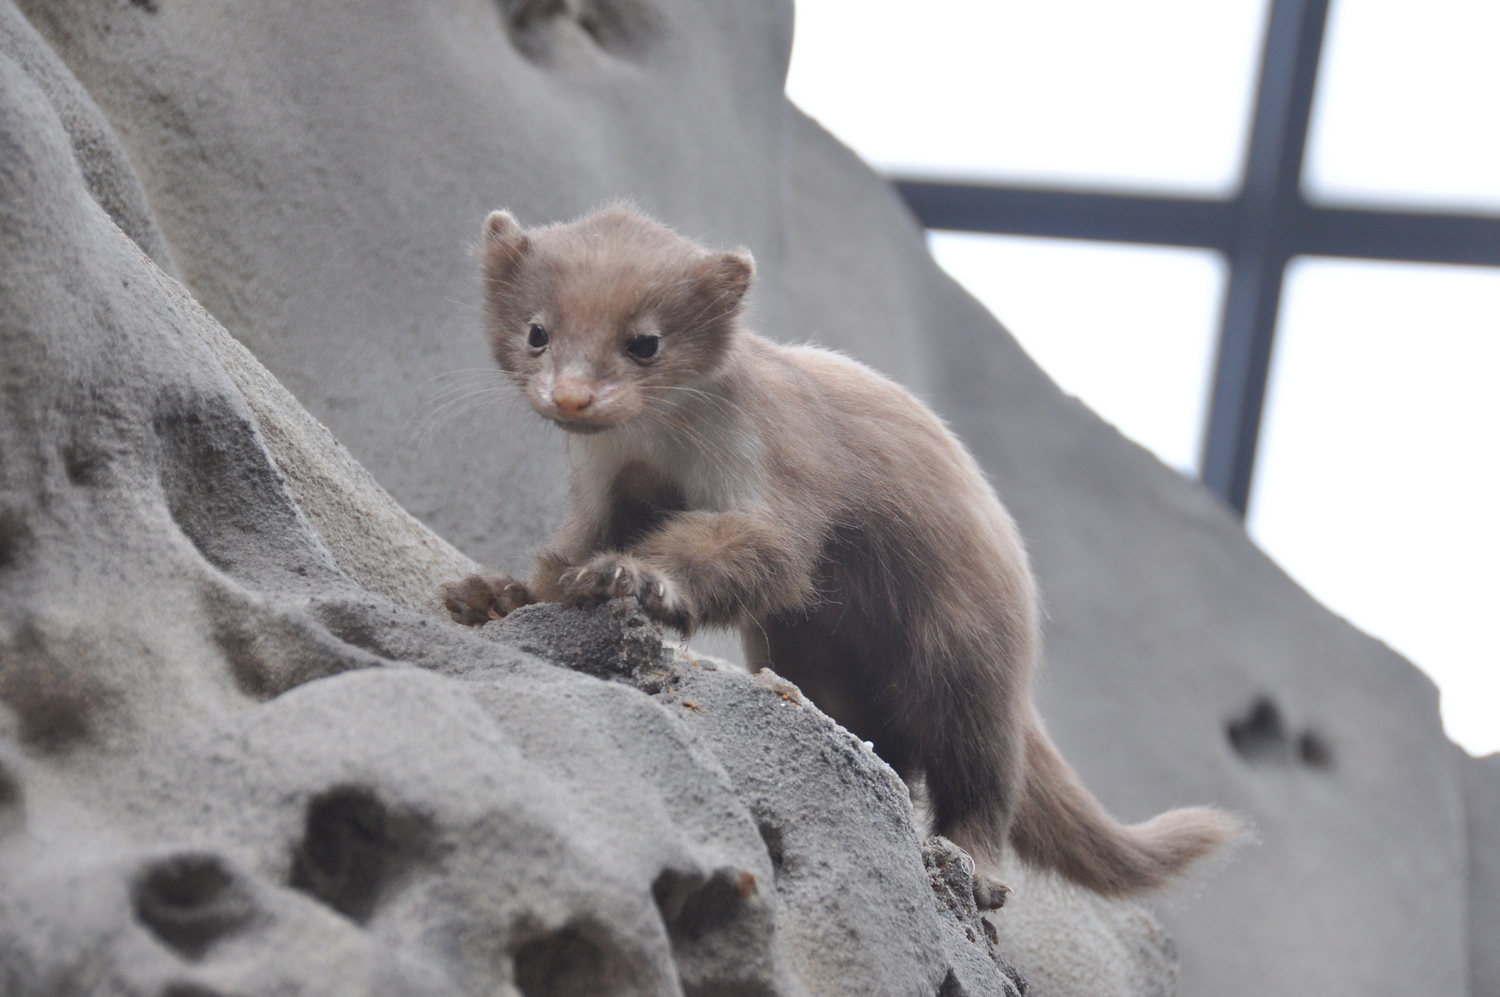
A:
1008;721;1240;895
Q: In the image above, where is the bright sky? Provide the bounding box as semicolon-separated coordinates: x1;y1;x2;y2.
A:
786;0;1500;755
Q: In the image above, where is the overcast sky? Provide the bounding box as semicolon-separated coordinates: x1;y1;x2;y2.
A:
785;0;1500;755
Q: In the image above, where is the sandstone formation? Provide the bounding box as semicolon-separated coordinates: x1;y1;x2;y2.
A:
1;0;1493;994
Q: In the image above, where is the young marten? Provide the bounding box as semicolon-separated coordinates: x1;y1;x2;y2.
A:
443;205;1236;899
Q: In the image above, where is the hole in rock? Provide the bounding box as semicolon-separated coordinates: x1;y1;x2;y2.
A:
0;505;28;570
132;853;256;961
0;763;18;808
1299;730;1334;769
290;785;433;924
1228;696;1333;769
513;925;625;997
62;440;109;486
0;758;23;837
291;786;387;923
652;866;757;944
1227;696;1290;763
652;866;776;997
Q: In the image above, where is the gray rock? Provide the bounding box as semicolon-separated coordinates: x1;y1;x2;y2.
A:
0;0;175;275
1468;753;1500;997
0;47;1037;995
491;601;1035;996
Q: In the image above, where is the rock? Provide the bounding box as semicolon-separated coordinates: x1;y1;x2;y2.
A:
922;838;1027;997
0;49;1038;995
502;601;1035;997
488;599;1195;997
1467;753;1500;997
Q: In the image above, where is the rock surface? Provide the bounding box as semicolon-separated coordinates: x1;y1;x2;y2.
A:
1467;752;1500;997
0;0;1487;993
0;44;1097;995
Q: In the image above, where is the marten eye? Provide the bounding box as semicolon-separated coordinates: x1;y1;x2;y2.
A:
626;334;659;361
527;324;548;349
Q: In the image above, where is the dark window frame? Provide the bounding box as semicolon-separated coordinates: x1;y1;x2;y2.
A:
893;0;1500;516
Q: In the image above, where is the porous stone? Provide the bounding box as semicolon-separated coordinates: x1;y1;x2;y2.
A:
0;47;1034;995
1467;752;1500;997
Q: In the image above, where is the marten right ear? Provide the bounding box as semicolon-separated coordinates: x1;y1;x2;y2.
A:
483;210;531;283
698;249;755;318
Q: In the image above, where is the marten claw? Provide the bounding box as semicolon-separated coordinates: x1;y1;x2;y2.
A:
440;573;534;626
561;555;687;629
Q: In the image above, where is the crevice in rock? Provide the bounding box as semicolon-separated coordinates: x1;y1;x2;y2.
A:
289;785;434;925
206;587;385;700
0;752;23;837
755;820;784;879
153;398;330;589
60;438;109;486
0;503;28;572
132;853;257;961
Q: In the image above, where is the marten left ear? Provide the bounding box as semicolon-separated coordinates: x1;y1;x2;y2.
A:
700;249;755;317
483;210;531;284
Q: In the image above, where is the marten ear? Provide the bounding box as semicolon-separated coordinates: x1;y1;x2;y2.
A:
700;249;755;316
483;210;530;282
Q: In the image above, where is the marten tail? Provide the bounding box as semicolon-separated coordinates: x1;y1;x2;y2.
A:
1007;719;1241;895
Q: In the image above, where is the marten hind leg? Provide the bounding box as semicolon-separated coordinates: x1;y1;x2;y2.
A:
924;742;1021;910
755;612;893;761
906;646;1029;908
760;613;1016;909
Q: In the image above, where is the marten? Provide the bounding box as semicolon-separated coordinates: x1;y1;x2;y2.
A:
443;205;1236;901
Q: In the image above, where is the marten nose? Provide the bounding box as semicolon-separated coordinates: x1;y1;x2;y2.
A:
553;382;594;418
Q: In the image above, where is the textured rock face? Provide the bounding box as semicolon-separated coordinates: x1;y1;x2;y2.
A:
1468;753;1500;997
0;52;1036;995
0;0;1486;993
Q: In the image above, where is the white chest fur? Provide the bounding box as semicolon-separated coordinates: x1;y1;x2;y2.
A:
569;385;767;514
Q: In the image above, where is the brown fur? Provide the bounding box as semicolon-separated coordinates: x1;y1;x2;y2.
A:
444;205;1238;896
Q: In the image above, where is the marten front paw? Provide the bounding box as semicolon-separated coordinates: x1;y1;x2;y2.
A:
441;573;535;626
559;555;690;630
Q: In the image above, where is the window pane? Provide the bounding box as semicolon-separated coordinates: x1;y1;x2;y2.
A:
928;232;1224;474
786;0;1270;196
1249;258;1500;755
1304;0;1500;214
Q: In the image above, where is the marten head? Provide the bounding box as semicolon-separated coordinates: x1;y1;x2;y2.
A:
480;205;754;434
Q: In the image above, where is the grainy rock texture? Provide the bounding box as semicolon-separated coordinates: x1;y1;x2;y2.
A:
1467;753;1500;997
0;0;1486;993
0;45;1033;996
